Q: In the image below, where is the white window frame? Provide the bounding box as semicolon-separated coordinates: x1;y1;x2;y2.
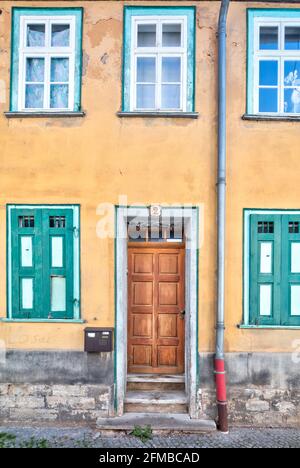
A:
130;15;188;112
254;17;300;116
18;15;76;112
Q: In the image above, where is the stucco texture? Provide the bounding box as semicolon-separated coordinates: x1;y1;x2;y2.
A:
0;1;298;354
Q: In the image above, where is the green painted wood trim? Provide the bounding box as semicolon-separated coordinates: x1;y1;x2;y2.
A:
247;8;300;114
281;215;300;326
10;7;83;112
245;209;300;327
243;114;300;122
117;111;199;118
239;325;300;330
122;6;196;113
7;205;80;321
5;112;85;118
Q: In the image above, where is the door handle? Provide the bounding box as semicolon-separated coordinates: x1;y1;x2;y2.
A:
179;310;186;320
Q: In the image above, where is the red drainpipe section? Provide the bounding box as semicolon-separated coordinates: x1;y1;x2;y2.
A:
214;358;228;432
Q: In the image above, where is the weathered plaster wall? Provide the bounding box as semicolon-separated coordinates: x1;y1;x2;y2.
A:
0;1;299;358
200;353;300;427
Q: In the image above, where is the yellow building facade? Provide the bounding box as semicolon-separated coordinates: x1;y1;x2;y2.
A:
0;1;299;427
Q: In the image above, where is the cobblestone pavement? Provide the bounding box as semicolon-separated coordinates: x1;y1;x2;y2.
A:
0;426;299;448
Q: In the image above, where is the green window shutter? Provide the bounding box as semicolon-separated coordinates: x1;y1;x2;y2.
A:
11;208;43;318
281;215;300;326
250;214;281;325
43;209;74;319
11;207;74;320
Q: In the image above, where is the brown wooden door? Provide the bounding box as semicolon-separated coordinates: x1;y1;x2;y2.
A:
128;243;185;374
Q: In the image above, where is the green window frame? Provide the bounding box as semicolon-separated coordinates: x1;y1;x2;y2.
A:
122;6;196;113
7;205;80;321
10;7;83;113
244;209;300;327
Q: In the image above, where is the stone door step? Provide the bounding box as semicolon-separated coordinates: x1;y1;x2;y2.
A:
96;413;216;433
127;374;185;383
125;390;188;413
125;390;187;404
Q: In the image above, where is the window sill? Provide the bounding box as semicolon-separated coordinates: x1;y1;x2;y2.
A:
0;318;85;323
117;111;199;119
242;114;300;122
4;111;86;119
238;324;300;330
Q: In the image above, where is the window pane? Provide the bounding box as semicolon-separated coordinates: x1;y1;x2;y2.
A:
289;222;300;234
260;242;272;274
162;24;181;47
21;278;33;309
136;84;155;109
51;24;70;47
259;284;272;316
49;216;66;228
161;84;181;109
291;243;300;273
19;216;34;228
285;27;300;50
284;61;300;86
259;88;278;113
259;61;278;86
284;88;300;113
137;57;156;82
50;85;69;108
26;58;45;82
137;24;156;47
51;237;64;268
51;58;69;83
162;57;181;82
27;24;45;47
259;26;278;50
25;84;44;109
51;277;66;312
21;236;33;268
291;285;300;316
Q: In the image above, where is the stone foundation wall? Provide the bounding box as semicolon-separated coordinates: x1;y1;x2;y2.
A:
200;387;300;427
199;353;300;427
0;383;113;424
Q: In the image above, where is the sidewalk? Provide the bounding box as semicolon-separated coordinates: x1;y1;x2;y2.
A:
0;426;299;448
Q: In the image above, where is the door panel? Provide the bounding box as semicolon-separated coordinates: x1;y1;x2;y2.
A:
128;244;185;374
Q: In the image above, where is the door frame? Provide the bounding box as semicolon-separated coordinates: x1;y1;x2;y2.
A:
114;206;199;418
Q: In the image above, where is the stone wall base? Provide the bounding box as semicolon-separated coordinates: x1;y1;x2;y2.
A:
200;387;300;427
0;383;113;424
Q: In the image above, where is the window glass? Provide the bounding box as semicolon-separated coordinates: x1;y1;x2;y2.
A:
51;24;70;47
285;26;300;50
137;24;156;47
162;24;181;47
259;26;278;50
27;24;45;47
259;88;278;112
259;60;278;86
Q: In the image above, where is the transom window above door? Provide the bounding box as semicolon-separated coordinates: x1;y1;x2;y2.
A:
248;10;300;116
122;7;196;114
10;8;83;113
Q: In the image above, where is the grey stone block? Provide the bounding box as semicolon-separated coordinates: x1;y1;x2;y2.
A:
9;408;58;421
47;396;96;410
245;399;270;412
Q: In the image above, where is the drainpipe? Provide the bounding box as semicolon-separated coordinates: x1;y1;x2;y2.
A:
215;0;230;433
